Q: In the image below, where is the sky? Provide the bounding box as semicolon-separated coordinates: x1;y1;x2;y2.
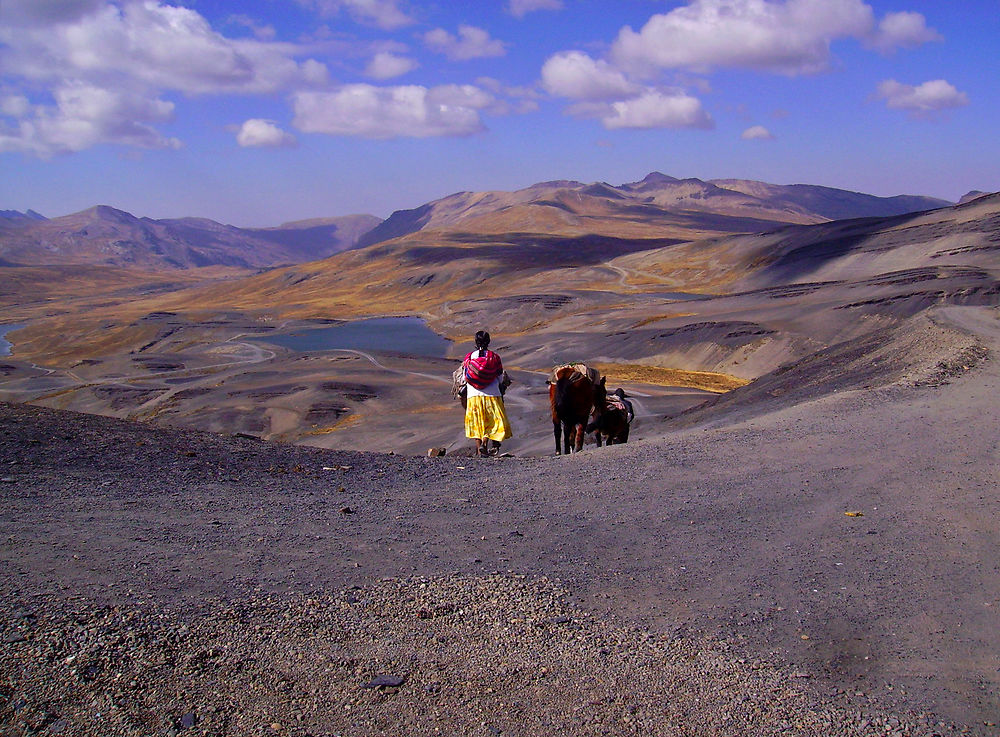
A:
1;0;997;227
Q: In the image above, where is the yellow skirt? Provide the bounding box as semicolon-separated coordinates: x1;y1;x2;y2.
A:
465;395;512;441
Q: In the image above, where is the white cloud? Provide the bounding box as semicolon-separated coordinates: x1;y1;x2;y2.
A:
365;51;418;79
298;0;414;30
875;79;969;117
611;0;876;76
236;119;297;148
423;25;507;61
292;84;492;139
0;95;31;118
868;11;942;53
476;77;540;114
0;2;328;95
508;0;563;18
541;51;640;101
601;90;713;130
227;14;277;41
0;82;181;155
741;125;774;140
0;0;331;156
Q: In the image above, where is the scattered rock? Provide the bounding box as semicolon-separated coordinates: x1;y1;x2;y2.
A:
363;674;407;689
428;447;446;457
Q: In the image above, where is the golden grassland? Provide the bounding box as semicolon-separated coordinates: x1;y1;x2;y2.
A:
592;363;750;393
3;226;770;368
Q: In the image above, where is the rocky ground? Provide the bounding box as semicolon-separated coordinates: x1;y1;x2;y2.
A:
2;306;1000;736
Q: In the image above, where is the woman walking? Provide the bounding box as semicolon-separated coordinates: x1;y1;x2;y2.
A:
462;330;512;457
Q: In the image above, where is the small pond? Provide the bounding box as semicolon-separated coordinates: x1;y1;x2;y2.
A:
0;324;24;357
258;316;452;357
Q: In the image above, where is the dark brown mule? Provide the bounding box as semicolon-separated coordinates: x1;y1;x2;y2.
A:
587;378;633;446
548;366;596;455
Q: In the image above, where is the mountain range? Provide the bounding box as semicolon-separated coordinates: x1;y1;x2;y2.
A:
0;174;952;272
356;173;951;248
0;207;380;270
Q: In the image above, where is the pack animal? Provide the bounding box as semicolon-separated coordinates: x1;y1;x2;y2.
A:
548;365;597;455
587;378;633;446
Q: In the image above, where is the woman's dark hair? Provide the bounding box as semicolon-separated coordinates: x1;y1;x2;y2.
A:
474;330;491;350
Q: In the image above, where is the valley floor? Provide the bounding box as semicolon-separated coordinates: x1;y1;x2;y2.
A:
1;306;998;736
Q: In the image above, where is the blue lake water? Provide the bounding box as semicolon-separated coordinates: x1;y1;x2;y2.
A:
0;324;24;357
259;317;452;357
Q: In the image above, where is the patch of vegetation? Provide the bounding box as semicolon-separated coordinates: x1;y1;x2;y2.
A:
592;363;749;393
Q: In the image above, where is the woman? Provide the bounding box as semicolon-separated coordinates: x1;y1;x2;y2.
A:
462;330;512;457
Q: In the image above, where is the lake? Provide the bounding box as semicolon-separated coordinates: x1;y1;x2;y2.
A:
0;324;24;357
259;317;452;357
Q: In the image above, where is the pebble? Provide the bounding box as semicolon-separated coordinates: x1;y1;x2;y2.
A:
363;674;407;689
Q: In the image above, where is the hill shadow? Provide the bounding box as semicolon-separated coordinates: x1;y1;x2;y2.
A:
388;233;685;268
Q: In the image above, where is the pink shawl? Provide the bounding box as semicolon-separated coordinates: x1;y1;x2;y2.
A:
463;350;503;390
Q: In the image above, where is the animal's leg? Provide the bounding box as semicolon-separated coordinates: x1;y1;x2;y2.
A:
563;424;572;455
553;421;562;455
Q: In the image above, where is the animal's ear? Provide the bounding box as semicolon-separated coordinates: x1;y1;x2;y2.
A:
600;376;606;386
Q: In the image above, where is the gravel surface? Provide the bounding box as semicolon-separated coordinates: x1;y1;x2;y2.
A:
2;306;1000;736
0;577;964;737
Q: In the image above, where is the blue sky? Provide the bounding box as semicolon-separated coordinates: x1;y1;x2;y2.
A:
1;0;996;226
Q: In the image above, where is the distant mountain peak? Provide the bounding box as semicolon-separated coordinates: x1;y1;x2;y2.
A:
75;204;141;224
959;190;989;204
640;172;681;185
0;209;47;221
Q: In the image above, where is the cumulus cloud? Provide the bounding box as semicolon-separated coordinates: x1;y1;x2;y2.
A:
365;51;418;79
601;90;713;130
1;2;329;94
423;25;507;61
508;0;563;18
292;84;493;139
868;11;941;53
297;0;414;30
741;125;775;140
0;0;330;156
541;51;640;101
0;82;181;155
236;119;297;148
539;49;709;131
875;79;969;117
611;0;877;76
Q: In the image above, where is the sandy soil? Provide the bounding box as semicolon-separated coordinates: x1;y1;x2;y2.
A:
2;305;998;736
